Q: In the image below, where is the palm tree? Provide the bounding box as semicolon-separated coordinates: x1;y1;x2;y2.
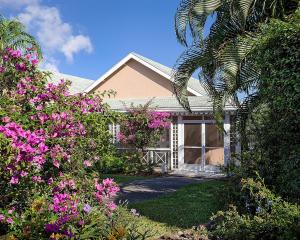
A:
173;0;298;141
0;16;42;58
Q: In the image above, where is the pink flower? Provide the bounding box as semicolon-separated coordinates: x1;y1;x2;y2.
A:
6;218;13;224
48;177;54;185
83;160;92;167
32;175;42;183
36;105;43;111
1;116;10;123
2;55;9;62
106;202;117;211
53;160;60;168
10;176;19;185
68;179;76;189
0;214;5;221
8;208;14;214
31;59;39;66
20;171;28;177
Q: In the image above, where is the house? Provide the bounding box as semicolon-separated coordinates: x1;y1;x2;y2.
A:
51;52;238;173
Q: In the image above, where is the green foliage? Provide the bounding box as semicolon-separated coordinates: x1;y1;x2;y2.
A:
122;152;155;175
235;10;300;201
0;16;42;57
96;154;125;174
207;178;300;240
175;0;300;202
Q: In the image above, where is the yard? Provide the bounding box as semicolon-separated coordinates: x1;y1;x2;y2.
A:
129;180;227;229
106;174;227;233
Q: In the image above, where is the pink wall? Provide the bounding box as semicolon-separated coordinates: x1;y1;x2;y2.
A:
91;59;176;99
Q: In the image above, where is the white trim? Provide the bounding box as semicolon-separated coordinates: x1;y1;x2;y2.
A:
224;113;231;167
178;116;184;169
84;53;202;96
201;122;205;171
170;122;174;170
107;108;237;113
182;120;216;124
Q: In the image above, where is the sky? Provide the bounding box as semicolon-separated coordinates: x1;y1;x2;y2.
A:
0;0;203;80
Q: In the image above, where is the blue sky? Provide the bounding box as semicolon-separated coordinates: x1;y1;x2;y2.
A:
0;0;204;80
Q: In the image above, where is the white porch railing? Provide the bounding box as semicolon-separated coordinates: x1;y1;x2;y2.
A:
117;147;171;171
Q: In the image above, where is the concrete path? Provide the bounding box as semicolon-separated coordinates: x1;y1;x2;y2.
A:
116;176;207;204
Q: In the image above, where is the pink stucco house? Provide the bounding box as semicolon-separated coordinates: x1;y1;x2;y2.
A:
52;52;238;173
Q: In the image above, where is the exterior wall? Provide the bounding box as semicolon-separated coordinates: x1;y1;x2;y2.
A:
110;114;231;173
91;59;176;99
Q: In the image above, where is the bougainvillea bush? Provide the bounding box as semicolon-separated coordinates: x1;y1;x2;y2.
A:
116;103;171;174
117;103;170;151
0;47;129;239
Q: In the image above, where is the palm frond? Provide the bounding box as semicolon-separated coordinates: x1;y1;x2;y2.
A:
0;17;42;59
175;0;221;46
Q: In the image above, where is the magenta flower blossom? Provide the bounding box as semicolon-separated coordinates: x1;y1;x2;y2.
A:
83;160;92;167
106;202;117;212
94;178;120;204
0;214;5;221
6;218;13;224
10;176;19;185
48;177;54;185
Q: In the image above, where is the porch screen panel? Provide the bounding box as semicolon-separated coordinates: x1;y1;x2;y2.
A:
184;124;202;164
205;124;224;166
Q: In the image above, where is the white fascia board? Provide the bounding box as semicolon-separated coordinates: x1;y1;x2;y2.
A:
84;53;202;96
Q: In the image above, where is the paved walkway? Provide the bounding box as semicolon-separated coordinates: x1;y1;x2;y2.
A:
116;176;207;204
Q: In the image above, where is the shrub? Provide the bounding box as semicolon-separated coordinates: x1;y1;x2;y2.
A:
117;104;171;151
207;178;300;240
122;152;155;175
116;103;171;174
96;154;125;174
0;48;149;239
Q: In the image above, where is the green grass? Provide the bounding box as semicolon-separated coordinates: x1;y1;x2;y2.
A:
129;180;227;229
100;174;155;184
117;207;180;238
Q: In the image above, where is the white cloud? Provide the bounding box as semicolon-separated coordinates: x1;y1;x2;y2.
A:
0;0;39;9
1;0;93;67
41;56;60;72
62;35;93;62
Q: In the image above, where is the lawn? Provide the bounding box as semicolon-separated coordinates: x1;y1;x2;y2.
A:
129;180;227;229
100;173;156;184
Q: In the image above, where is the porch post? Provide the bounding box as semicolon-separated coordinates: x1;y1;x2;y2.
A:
224;113;231;167
170;121;174;170
178;115;184;169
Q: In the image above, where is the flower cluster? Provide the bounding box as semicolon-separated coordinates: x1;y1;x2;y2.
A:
51;193;79;215
29;80;70;105
0;209;15;225
148;111;171;129
0;121;48;184
95;178;120;214
0;48;39;74
117;106;171;149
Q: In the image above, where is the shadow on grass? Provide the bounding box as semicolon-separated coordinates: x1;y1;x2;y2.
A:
129;180;227;229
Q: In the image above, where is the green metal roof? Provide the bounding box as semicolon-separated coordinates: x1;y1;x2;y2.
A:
47;71;94;94
104;96;235;112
